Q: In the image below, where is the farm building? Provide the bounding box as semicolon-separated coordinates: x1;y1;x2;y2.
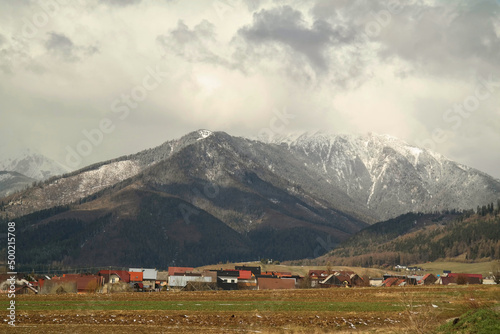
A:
439;273;482;285
418;273;437;285
169;273;214;289
257;277;295;290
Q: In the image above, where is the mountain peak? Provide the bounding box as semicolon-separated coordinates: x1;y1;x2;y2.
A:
196;129;213;139
0;149;69;180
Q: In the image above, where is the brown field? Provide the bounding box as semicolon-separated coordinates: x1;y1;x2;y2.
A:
1;285;499;333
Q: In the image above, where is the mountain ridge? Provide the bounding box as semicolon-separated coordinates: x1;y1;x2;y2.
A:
1;129;499;268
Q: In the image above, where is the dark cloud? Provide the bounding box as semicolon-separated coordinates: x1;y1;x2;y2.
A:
44;32;98;62
238;5;356;71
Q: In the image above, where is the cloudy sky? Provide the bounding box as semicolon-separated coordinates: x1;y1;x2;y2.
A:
1;0;499;178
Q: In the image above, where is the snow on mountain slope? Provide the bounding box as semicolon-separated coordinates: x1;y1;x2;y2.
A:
0;149;69;180
270;132;500;221
3;159;142;217
2;130;499;224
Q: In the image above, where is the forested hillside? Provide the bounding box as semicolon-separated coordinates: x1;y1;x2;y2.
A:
313;202;500;267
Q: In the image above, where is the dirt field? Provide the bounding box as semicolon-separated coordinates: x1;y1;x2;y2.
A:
1;286;499;333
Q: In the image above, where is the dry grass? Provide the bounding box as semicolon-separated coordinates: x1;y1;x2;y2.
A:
1;285;498;333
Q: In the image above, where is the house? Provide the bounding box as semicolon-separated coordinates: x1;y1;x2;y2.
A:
168;267;194;276
98;270;130;284
129;268;158;291
215;270;239;290
235;265;261;276
418;273;437;285
129;268;157;280
439;273;482;285
382;277;406;287
235;270;257;290
257;277;295;290
319;271;365;288
308;270;330;287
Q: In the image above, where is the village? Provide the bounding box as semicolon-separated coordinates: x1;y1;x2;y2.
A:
0;264;492;295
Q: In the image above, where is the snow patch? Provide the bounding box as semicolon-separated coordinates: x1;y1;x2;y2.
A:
197;130;213;140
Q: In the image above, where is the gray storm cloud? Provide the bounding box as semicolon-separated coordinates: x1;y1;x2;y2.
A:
0;0;499;179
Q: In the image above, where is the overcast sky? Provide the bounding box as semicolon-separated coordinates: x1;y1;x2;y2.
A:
0;0;499;178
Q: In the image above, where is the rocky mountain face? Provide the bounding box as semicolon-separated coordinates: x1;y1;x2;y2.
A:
0;149;69;180
270;132;500;221
1;130;499;269
0;149;70;196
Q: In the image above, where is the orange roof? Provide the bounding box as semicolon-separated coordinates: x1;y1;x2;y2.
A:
238;270;252;280
128;271;143;282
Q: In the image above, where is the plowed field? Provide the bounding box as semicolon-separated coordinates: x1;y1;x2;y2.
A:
2;286;499;333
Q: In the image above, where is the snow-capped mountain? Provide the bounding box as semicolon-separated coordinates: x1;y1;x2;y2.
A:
0;149;70;180
270;131;500;220
3;130;499;222
3;130;500;268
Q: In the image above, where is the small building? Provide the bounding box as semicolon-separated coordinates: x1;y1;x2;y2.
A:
257;277;295;290
439;273;482;285
215;270;239;290
319;271;365;288
129;268;157;280
157;271;169;288
418;273;437;285
98;270;130;284
308;270;330;287
129;268;158;291
369;278;383;287
235;265;261;276
382;277;406;287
